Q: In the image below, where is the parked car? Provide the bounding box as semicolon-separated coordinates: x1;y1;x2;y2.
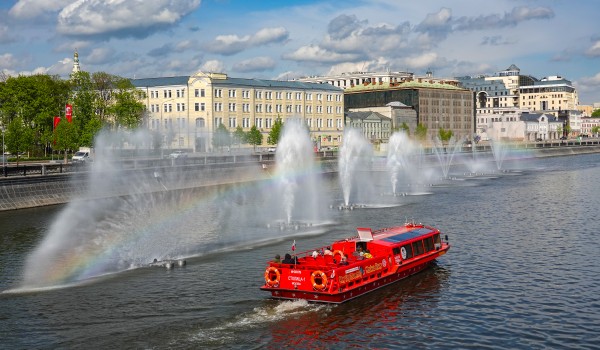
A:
168;151;187;159
560;136;567;140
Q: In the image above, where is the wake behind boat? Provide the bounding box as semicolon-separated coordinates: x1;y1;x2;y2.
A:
260;222;450;303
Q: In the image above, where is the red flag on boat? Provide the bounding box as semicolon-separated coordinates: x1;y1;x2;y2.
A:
291;240;296;251
65;104;73;122
53;116;61;129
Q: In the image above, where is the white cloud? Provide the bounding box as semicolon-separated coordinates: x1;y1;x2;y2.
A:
199;60;225;73
232;56;276;73
0;53;20;70
86;47;115;65
204;27;289;55
57;0;201;38
401;52;439;70
585;40;600;57
283;45;361;63
9;0;72;19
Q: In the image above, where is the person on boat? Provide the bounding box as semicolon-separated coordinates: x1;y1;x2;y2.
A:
323;247;333;256
340;256;349;265
363;249;373;259
282;253;299;264
312;250;319;259
353;247;365;260
273;254;281;263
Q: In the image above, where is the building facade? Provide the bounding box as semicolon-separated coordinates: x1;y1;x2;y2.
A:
483;112;563;142
345;111;392;145
132;71;344;152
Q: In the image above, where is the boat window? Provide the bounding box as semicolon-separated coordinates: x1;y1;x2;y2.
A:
392;247;400;255
412;240;424;256
424;237;434;252
401;244;413;259
433;234;441;244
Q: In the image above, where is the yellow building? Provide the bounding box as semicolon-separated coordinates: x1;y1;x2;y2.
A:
132;71;344;152
519;75;579;115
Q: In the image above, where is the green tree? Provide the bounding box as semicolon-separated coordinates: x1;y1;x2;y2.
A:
232;126;247;148
212;123;231;151
592;125;600;135
70;71;101;146
415;123;427;142
438;127;453;144
246;125;263;151
399;122;410;134
592;109;600;117
53;119;79;164
267;117;283;145
5;116;34;165
111;77;146;129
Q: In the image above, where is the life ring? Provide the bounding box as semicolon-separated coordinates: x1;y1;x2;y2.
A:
333;250;345;261
264;267;280;287
311;270;328;291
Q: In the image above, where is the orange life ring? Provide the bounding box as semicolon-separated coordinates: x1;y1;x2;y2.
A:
311;270;328;291
264;266;280;287
333;250;345;261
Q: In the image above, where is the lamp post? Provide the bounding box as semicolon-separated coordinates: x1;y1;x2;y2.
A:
1;125;5;166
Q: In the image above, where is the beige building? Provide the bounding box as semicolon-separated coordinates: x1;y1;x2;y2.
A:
519;75;579;115
132;71;344;152
345;111;392;145
349;101;418;133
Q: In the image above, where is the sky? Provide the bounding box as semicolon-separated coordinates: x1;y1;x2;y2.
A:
1;0;600;104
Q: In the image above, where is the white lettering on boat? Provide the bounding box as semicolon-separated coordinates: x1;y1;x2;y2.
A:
345;267;360;273
288;276;306;282
290;270;302;274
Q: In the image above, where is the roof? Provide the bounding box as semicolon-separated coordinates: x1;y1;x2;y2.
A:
347;111;391;121
380;227;433;244
131;75;342;92
520;113;560;122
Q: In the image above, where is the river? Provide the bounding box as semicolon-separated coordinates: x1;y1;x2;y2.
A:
1;152;599;349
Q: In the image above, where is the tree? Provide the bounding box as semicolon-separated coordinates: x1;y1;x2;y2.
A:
246;125;263;151
592;125;600;135
592;109;600;117
232;126;246;148
267;117;283;145
53;119;79;164
5;116;34;165
438;127;453;144
399;122;410;134
111;77;146;130
212;123;231;151
415;123;427;142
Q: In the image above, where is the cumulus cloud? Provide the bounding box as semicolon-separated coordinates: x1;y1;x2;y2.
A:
203;27;289;55
327;14;368;40
585;40;600;57
0;53;21;70
148;39;199;57
454;6;554;31
415;7;453;40
57;0;201;39
86;47;115;65
401;52;439;70
480;35;514;46
200;60;225;73
9;0;72;19
232;56;276;73
282;45;362;63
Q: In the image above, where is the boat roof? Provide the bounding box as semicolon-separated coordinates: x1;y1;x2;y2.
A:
364;226;437;247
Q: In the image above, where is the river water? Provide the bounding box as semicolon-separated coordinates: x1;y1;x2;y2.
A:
1;153;599;349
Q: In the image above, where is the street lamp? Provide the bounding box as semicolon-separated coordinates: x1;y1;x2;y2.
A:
1;126;4;166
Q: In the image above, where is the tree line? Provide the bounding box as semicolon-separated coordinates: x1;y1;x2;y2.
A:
0;72;145;163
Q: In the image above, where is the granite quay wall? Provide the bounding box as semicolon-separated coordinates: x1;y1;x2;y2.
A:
1;142;598;212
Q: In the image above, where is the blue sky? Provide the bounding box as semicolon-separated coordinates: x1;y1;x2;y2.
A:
1;0;600;104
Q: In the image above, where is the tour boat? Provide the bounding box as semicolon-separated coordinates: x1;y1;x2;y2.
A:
260;222;449;303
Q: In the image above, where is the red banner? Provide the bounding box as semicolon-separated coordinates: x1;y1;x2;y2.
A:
65;104;73;122
54;116;61;129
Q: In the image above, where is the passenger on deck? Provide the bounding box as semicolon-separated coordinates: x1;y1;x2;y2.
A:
340;256;349;265
363;249;373;259
353;247;365;259
312;250;319;259
324;247;333;256
282;253;294;264
273;254;281;263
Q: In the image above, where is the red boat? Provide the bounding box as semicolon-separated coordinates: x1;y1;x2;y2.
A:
260;222;450;303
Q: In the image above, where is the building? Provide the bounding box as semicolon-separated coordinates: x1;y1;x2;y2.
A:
343;80;474;142
132;71;344;152
345;111;392;145
349;101;418;133
519;75;579;115
581;117;600;137
483;111;563;142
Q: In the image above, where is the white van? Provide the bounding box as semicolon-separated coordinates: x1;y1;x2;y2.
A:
72;147;93;163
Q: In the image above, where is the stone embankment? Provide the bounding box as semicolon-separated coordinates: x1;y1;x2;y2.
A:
1;145;598;212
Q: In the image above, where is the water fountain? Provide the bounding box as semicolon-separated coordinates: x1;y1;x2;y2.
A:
338;128;373;209
386;131;432;196
269;120;326;227
431;135;464;179
489;138;509;171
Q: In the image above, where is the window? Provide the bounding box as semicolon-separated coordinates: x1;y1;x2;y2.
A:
412;241;424;256
200;103;205;111
286;92;292;99
242;90;250;99
276;91;282;100
243;103;250;112
266;118;272;128
242;117;250;128
229;103;236;112
195;102;200;112
256;118;263;128
228;89;236;98
256;104;263;113
214;103;222;111
163;90;172;98
214;89;222;98
256;90;263;99
177;89;185;98
296;92;302;100
295;105;302;113
423;237;435;252
196;118;205;127
228;117;236;128
401;244;414;259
